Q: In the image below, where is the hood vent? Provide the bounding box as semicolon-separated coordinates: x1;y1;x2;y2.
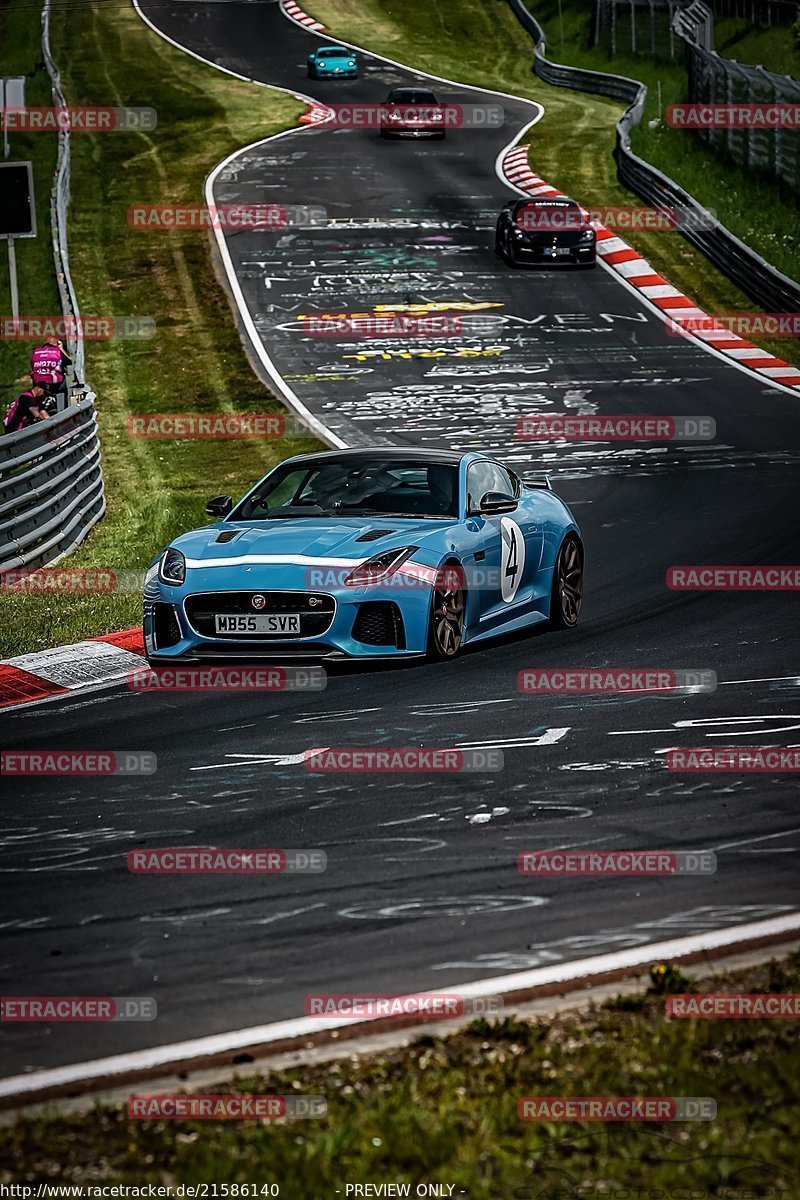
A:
356;528;396;543
214;530;242;544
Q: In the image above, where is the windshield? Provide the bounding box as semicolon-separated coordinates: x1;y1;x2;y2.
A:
233;459;459;521
318;48;351;58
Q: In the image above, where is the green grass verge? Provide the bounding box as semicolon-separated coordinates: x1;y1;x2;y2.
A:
711;15;799;78
310;0;800;368
0;0;320;659
2;952;798;1193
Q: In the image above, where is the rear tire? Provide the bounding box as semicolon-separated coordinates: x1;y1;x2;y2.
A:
550;535;583;629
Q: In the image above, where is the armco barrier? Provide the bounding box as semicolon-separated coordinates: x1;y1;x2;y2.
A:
505;0;800;314
0;394;105;573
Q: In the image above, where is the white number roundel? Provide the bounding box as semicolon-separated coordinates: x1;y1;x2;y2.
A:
500;517;525;602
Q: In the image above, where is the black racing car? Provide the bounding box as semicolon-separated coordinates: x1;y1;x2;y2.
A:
495;197;597;267
379;87;446;139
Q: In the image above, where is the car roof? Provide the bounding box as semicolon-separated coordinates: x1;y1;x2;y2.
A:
280;448;470;467
317;44;349;51
516;196;578;208
388;87;438;97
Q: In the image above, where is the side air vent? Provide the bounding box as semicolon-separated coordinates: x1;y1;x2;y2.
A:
215;530;241;543
356;529;396;543
153;603;182;649
352;601;406;648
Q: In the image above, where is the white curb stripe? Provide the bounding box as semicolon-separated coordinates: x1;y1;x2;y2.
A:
1;912;798;1103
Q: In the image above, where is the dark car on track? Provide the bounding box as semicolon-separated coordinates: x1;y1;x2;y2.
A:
495;197;597;267
379;87;446;139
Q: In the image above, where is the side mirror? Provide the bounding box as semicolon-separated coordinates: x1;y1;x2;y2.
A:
205;494;233;518
479;491;517;515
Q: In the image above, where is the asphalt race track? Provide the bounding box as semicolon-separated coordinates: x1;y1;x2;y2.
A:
1;1;799;1078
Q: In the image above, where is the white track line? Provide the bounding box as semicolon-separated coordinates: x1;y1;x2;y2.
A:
2;912;799;1104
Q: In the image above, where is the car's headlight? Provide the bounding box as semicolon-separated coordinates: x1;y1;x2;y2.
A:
580;227;596;242
344;546;419;587
348;60;356;66
513;227;526;239
159;547;186;585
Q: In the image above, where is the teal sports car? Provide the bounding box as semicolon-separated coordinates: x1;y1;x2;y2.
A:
307;45;358;79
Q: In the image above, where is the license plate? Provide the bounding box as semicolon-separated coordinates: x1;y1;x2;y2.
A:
552;247;572;257
214;614;302;635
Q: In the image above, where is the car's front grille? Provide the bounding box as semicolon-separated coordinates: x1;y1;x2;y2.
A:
184;591;335;639
525;232;587;247
352;601;405;648
153;603;182;649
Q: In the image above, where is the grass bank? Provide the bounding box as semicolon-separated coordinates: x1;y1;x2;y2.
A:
310;0;799;364
0;1;318;658
2;952;798;1193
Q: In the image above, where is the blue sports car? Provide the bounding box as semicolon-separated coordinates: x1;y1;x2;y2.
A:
306;45;358;78
143;449;584;663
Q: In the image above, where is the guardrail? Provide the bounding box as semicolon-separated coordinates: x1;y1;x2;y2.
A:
505;0;800;313
0;394;105;573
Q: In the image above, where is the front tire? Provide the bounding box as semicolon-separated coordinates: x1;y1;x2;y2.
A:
550;535;583;629
428;564;466;660
502;232;519;268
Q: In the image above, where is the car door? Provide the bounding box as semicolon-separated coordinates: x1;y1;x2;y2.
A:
465;460;543;630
